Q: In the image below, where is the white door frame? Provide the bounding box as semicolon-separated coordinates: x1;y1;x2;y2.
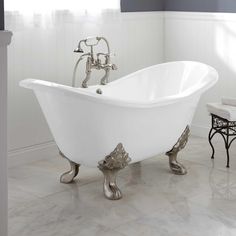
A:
0;30;12;236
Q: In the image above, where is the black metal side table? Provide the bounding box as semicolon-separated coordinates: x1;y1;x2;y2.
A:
208;114;236;168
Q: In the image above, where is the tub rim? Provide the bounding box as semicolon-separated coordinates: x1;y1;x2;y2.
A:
19;61;218;109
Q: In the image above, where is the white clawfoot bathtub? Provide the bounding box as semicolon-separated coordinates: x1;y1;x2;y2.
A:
20;61;218;199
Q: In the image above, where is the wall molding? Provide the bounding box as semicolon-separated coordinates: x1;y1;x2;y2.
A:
165;11;236;22
8;141;58;168
120;11;164;20
165;0;236;13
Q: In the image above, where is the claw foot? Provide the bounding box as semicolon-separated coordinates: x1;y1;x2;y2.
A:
169;156;187;175
101;169;122;200
166;126;190;175
98;143;131;200
59;150;80;183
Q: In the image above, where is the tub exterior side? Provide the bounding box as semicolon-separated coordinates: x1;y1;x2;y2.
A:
34;89;200;167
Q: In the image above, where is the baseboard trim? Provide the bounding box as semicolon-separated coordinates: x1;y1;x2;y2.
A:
190;124;210;138
8;141;58;168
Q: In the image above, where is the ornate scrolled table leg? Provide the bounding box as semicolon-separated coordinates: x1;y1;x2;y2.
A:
59;150;80;183
98;143;131;200
166;126;190;175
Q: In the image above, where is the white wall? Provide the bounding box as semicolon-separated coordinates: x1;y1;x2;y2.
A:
164;11;236;137
8;9;231;163
5;10;164;164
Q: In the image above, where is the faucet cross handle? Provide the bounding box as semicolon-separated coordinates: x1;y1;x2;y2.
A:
111;64;117;70
102;63;117;70
97;52;116;59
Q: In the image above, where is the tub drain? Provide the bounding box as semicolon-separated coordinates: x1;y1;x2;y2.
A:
96;89;103;95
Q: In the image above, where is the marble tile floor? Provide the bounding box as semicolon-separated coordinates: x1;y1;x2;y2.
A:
8;136;236;236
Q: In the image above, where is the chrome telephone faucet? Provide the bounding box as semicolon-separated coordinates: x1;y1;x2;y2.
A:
72;37;117;88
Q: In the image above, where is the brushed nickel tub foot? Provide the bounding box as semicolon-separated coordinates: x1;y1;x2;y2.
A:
166;126;190;175
59;150;80;183
98;143;131;200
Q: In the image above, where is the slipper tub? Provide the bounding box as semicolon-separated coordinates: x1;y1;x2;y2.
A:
20;61;218;199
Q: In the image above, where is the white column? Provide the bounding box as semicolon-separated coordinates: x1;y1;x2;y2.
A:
0;30;12;236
